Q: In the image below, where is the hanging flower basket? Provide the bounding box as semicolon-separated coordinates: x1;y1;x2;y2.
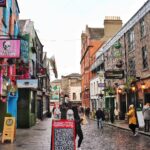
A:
105;86;116;95
1;96;7;103
113;41;121;49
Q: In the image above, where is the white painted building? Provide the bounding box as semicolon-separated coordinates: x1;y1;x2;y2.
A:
90;72;105;111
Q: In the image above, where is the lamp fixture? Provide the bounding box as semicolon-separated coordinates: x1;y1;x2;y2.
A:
141;82;145;90
131;84;136;92
117;88;122;94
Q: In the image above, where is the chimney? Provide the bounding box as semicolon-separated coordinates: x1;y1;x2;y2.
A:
104;16;122;40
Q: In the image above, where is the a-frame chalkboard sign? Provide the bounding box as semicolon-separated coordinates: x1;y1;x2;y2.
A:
51;120;76;150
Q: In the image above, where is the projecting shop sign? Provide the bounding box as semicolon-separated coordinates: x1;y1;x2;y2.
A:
0;0;6;7
0;39;20;58
17;79;38;88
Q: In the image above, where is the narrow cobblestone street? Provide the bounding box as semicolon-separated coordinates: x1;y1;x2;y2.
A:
0;118;150;150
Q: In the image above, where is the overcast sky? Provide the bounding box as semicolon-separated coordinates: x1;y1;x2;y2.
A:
18;0;147;80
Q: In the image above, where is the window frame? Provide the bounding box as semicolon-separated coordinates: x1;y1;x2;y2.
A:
127;28;135;52
141;46;148;69
140;19;146;38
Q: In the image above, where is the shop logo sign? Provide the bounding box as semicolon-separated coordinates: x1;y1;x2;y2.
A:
0;39;20;58
0;0;6;7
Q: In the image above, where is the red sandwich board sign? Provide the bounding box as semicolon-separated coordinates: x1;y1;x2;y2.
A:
51;120;76;150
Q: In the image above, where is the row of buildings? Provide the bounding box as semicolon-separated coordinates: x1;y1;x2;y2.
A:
0;0;57;132
50;73;81;111
81;0;150;119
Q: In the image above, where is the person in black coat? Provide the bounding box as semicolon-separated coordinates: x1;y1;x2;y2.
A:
96;108;105;128
72;106;83;150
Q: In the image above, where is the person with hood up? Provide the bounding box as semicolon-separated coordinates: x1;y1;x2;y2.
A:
127;104;138;136
72;106;83;150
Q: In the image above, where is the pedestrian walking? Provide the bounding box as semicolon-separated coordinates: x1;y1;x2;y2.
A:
85;107;90;118
66;103;74;120
72;106;83;150
54;107;61;120
126;104;138;136
96;108;105;129
114;107;119;120
142;102;150;132
110;107;114;123
60;103;67;119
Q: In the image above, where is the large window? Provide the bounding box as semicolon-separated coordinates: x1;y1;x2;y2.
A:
142;46;148;69
128;57;136;76
140;19;146;38
127;29;135;51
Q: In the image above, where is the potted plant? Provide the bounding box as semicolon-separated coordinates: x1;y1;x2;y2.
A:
106;86;116;95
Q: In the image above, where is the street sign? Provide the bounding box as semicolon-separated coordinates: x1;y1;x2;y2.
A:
2;117;16;143
98;83;105;87
105;70;124;79
51;120;76;150
17;79;38;88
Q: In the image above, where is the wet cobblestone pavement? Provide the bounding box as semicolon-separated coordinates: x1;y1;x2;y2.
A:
0;118;149;150
81;119;150;150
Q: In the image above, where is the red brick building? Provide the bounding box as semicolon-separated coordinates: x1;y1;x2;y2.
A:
80;17;122;108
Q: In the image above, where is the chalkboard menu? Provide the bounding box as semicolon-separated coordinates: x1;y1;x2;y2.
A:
51;120;76;150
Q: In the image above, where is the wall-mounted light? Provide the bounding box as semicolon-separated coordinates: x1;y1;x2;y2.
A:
131;84;136;92
141;82;145;90
117;88;122;94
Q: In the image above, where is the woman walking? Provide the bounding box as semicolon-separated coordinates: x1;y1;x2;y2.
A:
72;106;83;150
127;104;138;136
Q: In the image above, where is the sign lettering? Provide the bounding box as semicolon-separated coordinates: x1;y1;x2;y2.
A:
105;70;124;79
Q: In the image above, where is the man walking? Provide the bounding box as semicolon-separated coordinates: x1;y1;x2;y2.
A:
96;108;105;129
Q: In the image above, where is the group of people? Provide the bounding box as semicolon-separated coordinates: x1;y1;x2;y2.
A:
52;103;85;150
52;101;150;149
126;102;150;136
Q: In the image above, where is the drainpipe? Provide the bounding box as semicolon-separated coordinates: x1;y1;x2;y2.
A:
123;33;128;113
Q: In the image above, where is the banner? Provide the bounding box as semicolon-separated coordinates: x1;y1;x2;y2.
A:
136;111;145;128
21;39;29;63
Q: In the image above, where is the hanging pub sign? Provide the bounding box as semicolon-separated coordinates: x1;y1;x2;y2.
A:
0;39;20;58
0;0;6;7
105;70;124;79
51;120;76;150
